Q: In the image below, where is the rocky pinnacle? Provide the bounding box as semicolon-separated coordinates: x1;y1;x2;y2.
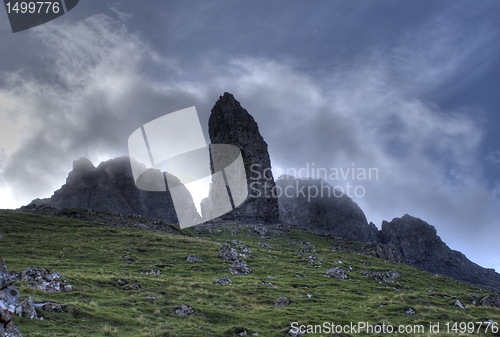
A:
204;92;279;223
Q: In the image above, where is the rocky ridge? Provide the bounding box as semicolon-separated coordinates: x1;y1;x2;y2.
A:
379;214;500;291
23;92;500;291
29;157;198;224
277;174;378;242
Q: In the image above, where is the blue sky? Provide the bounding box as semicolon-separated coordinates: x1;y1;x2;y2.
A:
0;1;499;272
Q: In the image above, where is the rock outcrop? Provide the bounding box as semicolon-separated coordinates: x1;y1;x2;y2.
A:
379;214;500;291
203;92;279;223
0;258;22;337
478;294;500;308
19;266;73;293
331;239;404;263
277;175;379;242
29;157;199;224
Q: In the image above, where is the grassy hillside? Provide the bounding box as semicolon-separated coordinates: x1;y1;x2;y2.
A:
0;209;499;336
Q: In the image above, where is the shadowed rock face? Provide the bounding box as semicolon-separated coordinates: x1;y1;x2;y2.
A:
379;214;500;291
277;175;379;242
205;92;279;223
29;157;199;224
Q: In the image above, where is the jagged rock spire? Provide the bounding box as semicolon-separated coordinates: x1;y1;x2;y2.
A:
205;92;279;223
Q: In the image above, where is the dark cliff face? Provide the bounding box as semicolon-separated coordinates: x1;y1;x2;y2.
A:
30;157;198;224
277;175;379;242
380;214;500;291
205;92;280;223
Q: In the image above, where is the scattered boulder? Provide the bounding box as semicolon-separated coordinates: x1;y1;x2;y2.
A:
283;326;303;336
223;327;253;336
405;307;416;315
123;283;141;291
0;322;22;337
231;240;253;255
478;294;500;308
219;246;239;261
229;260;252;275
40;301;67;312
19;266;73;293
361;270;401;283
304;255;322;266
186;256;202;263
139;268;160;275
174;305;194;316
296;248;317;255
258;242;273;249
254;225;268;237
116;279;128;286
325;267;349;279
116;279;141;290
15;296;36;320
453;299;467;310
274;297;291;307
214;276;232;285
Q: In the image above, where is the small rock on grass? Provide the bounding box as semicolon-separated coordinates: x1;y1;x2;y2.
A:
324;267;348;279
139;268;160;275
174;305;194;316
186;255;202;262
219;246;239;261
453;299;467;310
229;259;252;275
405;307;416;315
214;276;232;285
275;297;291;307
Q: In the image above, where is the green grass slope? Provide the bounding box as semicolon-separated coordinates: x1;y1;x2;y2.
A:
0;209;499;336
